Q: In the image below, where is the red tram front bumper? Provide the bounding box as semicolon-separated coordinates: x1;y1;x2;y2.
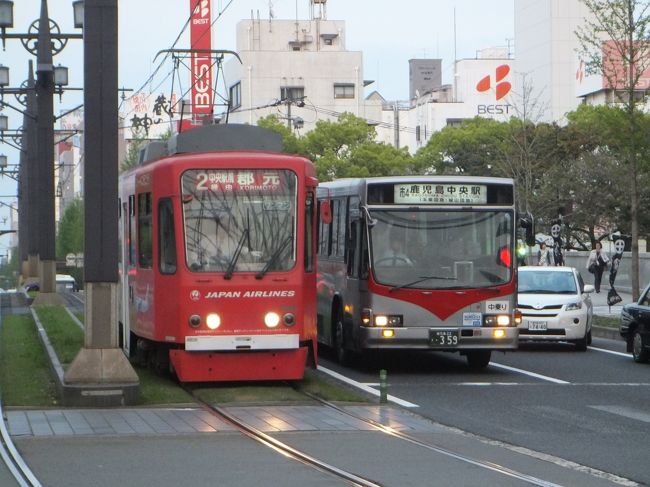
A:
169;347;309;382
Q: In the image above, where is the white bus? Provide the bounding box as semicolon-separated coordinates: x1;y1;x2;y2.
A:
317;176;529;368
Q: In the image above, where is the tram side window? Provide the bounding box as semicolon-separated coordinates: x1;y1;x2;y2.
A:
128;195;136;266
138;192;153;268
158;198;176;274
305;192;315;272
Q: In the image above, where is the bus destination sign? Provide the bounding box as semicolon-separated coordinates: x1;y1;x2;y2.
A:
394;184;488;205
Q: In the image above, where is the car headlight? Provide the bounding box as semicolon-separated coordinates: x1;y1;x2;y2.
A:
565;301;583;311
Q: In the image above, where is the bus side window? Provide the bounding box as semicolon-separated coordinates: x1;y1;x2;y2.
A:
158;198;177;274
360;223;369;279
347;197;360;277
318;200;332;257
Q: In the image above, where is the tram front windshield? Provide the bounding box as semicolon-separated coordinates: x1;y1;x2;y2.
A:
369;209;513;289
181;169;297;274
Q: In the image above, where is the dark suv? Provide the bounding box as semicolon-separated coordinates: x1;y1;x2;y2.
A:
620;283;650;363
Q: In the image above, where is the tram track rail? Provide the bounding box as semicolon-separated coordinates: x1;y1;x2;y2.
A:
185;387;383;487
290;384;564;487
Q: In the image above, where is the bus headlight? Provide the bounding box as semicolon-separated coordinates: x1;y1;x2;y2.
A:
206;313;221;330
484;315;511;327
374;315;403;327
265;312;280;328
496;315;511;326
493;329;506;338
189;315;201;328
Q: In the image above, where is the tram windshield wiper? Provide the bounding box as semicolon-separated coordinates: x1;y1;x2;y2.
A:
389;275;456;293
224;229;249;280
256;236;292;280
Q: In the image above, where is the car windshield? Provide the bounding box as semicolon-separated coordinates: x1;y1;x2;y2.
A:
368;209;513;289
518;271;577;294
181;169;297;274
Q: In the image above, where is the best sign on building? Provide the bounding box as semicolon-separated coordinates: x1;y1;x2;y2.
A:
401;55;515;153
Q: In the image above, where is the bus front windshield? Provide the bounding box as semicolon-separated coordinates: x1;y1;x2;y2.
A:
369;209;513;289
181;169;297;274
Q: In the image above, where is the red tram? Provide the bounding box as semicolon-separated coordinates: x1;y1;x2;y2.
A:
118;125;318;382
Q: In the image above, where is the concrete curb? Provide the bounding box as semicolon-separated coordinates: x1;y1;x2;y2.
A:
592;325;623;342
31;305;139;407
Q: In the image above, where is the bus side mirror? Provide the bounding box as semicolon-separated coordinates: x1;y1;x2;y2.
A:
320;201;332;224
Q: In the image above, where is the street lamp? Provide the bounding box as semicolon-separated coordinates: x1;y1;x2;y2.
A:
0;0;83;299
0;2;13;49
0;64;8;87
72;1;83;29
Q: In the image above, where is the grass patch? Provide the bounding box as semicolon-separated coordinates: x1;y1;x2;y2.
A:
190;368;368;405
594;315;620;329
135;366;194;405
23;306;369;406
0;315;58;407
34;305;84;366
298;368;369;402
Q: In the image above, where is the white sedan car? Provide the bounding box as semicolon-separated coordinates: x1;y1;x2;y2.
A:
517;266;594;351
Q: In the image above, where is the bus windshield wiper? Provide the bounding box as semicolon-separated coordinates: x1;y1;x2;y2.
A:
224;229;249;280
390;275;456;293
256;236;292;280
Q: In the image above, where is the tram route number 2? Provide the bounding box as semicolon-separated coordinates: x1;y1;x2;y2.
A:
429;329;459;347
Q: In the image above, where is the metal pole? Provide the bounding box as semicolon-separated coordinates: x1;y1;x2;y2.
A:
34;0;57;296
65;0;139;400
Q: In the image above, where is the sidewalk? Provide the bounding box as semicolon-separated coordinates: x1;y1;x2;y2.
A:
590;285;632;317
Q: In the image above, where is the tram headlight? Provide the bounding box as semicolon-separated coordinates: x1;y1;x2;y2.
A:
206;313;221;330
493;329;506;338
189;315;201;328
265;312;281;328
283;313;295;327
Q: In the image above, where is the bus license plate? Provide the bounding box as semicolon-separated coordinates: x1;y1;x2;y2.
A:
528;320;547;331
429;330;459;347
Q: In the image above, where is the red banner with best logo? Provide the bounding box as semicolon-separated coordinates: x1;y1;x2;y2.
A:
190;0;213;123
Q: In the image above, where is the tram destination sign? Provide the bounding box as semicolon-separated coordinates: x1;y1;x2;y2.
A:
393;183;487;205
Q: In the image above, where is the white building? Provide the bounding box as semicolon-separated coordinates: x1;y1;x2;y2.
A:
514;0;591;123
222;16;368;131
378;50;515;153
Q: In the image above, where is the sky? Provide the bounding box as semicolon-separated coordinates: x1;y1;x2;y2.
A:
0;0;514;247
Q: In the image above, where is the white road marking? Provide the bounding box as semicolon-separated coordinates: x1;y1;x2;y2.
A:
489;362;570;384
317;365;419;408
590;405;650;423
588;346;632;358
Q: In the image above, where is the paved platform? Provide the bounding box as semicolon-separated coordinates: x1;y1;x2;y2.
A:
5;405;445;438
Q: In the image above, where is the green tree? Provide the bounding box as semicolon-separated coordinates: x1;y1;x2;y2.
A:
577;0;650;298
121;126;148;172
56;198;84;259
414;117;508;176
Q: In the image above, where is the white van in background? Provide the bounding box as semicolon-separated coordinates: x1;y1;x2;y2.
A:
56;274;78;292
